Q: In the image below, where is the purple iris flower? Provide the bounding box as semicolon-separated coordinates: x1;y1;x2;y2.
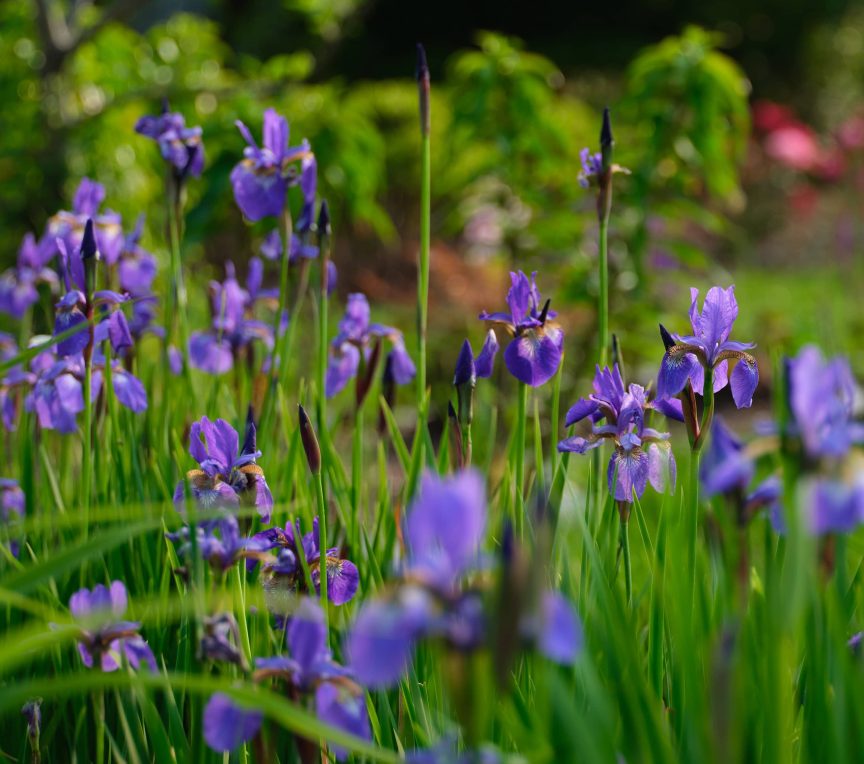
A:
68;581;157;672
47;178;124;269
658;286;759;408
1;478;25;557
135;106;204;179
408;740;502;764
189;261;274;375
25;354;85;433
247;517;359;615
479;271;564;387
346;471;582;689
807;478;864;535
578;148;603;188
558;365;678;502
204;599;370;760
787;345;863;459
173;415;273;521
700;417;783;531
231;108;314;221
23;346;146;432
118;215;157;296
325;293;416;398
168;515;248;572
0;233;58;319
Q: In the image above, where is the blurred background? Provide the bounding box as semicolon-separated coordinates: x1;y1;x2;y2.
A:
2;0;863;413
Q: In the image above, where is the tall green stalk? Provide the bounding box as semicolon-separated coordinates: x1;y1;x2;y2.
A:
166;178;191;388
598;217;609;368
515;382;528;531
316;202;331;436
416;44;431;411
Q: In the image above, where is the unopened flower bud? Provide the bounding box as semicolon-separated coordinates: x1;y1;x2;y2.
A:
298;404;321;475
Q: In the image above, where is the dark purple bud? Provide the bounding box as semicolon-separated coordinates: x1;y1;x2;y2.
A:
378;353;396;435
201;613;248;671
317;199;331;236
81;219;99;300
161;96;170;114
453;339;476;387
298;404;321;475
659;323;676;352
416;43;431;136
241;404;257;458
80;219;98;261
600;107;613;150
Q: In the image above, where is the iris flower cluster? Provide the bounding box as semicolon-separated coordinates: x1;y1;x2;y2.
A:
657;286;759;429
172;414;273;522
135;104;205;181
326;293;416;399
0;478;25;556
246;516;360;618
67;581;157;672
559;365;679;502
231;108;314;222
0;233;58;319
203;598;370;758
700;417;783;531
346;470;582;689
479;270;563;387
188;261;275;375
784;345;864;534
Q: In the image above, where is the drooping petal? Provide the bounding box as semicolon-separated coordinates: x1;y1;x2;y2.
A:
230;162;286;221
202;693;263;753
387;340;416;385
557;436;603;454
503;331;562;387
647;442;677;494
537;591;583;664
608;448;650;501
288;598;327;680
325;343;360;398
315;682;371;762
406;470;486;586
122;638;157;671
320;556;359;605
657;351;699;400
346;597;428;688
730;356;759;409
651;396;684;422
808;479;864;535
112;370;148;413
189;332;233;375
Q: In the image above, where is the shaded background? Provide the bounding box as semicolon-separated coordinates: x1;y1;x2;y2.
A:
2;0;863;409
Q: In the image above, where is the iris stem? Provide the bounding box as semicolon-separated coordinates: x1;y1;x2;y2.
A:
316;237;330;441
416;107;431;411
515;382;528;531
621;516;632;607
314;469;329;638
351;404;363;550
81;312;94;532
166;180;192;388
260;209;294;437
598;216;610;367
687;449;701;613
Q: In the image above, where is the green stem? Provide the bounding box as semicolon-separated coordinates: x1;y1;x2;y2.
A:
82;349;93;529
598;217;609;367
621;517;632;607
316;261;329;440
166;182;192;390
688;449;701;612
417;126;431;409
94;689;105;764
314;470;329;638
351;405;363;548
694;365;715;453
515;382;528;531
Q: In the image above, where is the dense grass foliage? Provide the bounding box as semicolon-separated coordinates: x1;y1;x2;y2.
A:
2;43;864;764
